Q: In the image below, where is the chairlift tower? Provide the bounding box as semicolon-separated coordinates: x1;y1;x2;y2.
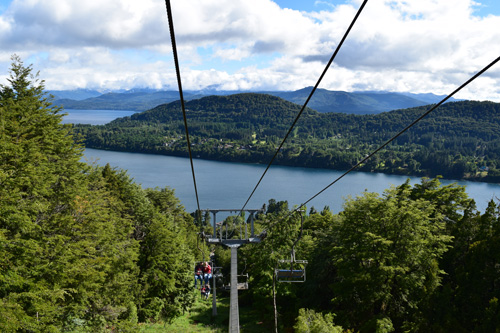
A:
204;209;263;333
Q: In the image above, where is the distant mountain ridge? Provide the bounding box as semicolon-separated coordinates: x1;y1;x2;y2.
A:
48;88;103;101
51;87;460;114
268;87;443;114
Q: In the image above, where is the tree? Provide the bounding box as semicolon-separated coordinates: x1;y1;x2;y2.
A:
0;56;199;331
294;308;343;333
0;55;89;331
425;199;500;332
240;201;307;330
308;180;454;331
138;187;196;323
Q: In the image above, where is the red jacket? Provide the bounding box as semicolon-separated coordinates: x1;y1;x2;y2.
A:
203;264;212;274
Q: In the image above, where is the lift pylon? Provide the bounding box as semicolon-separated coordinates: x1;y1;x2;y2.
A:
203;208;263;333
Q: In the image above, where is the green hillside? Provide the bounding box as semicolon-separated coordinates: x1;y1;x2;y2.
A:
75;93;500;182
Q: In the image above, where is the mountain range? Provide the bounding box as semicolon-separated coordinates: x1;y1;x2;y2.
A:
49;87;460;115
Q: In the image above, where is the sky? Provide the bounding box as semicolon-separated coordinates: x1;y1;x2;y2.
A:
0;0;500;101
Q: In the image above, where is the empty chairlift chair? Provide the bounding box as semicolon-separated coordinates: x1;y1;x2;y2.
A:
275;209;308;283
276;254;307;283
237;273;249;290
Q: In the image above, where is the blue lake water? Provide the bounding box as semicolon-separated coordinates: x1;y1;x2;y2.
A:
83;148;500;215
64;109;500;215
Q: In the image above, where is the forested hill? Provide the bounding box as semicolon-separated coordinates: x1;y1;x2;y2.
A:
126;93;316;129
74;93;500;181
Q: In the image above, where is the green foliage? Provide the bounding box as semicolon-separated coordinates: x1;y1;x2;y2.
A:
137;210;195;323
239;201;308;326
327;184;452;329
294;308;343;333
1;55;90;331
0;56;197;331
422;197;500;332
294;179;478;332
360;316;394;333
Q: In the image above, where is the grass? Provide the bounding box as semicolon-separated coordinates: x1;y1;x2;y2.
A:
138;289;272;332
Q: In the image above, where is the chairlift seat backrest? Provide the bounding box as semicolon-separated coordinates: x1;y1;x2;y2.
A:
275;259;308;283
277;269;304;278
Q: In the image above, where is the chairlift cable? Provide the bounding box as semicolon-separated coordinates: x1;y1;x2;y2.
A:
238;0;369;215
262;55;500;235
165;0;202;224
290;209;305;261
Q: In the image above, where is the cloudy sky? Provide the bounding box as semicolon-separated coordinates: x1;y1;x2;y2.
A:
0;0;499;101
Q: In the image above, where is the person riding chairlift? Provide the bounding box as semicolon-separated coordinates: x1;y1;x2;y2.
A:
203;261;212;286
194;262;204;289
201;284;210;300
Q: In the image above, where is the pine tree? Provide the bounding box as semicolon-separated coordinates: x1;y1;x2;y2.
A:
138;187;196;323
0;55;88;331
0;56;140;331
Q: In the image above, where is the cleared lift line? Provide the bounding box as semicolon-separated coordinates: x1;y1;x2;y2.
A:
164;1;370;332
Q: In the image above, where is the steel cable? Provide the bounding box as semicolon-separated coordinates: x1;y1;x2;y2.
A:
165;0;202;222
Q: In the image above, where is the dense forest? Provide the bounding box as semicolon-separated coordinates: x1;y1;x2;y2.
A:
74;93;500;182
1;57;199;331
3;58;500;332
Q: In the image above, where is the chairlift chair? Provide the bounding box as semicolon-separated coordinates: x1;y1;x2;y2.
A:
222;274;249;290
275;253;308;283
237;273;249;290
275;209;308;283
222;259;249;290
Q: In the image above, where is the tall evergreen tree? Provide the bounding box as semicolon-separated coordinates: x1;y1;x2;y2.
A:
0;55;89;331
0;56;139;331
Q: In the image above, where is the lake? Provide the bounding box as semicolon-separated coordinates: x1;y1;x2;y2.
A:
83;148;500;215
65;109;500;214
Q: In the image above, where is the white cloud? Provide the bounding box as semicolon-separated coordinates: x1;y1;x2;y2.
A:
0;0;499;101
1;0;168;49
213;45;252;62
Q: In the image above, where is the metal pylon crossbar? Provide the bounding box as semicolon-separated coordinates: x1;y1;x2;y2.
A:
204;209;263;246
